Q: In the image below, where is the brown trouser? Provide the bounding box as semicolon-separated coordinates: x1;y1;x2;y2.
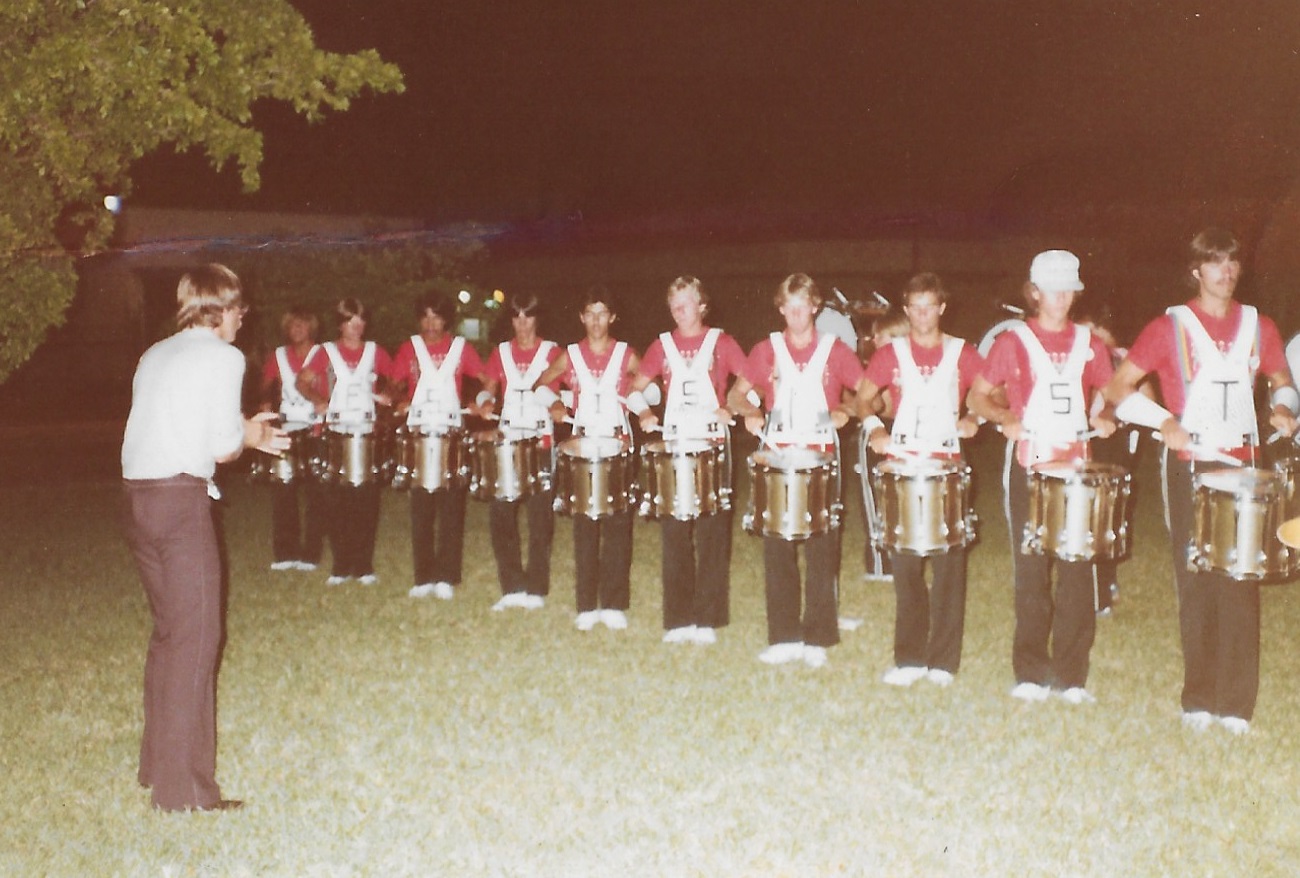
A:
122;476;224;811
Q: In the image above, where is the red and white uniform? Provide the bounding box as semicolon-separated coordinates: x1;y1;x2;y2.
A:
562;340;637;438
744;331;863;448
484;339;561;444
1127;300;1287;461
390;335;485;433
980;321;1113;466
302;341;393;435
865;336;982;457
640;328;747;442
261;344;321;429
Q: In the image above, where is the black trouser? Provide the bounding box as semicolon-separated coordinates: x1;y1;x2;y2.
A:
270;479;325;565
573;511;633;612
324;482;382;578
1163;451;1260;720
489;489;555;596
410;485;468;586
661;512;732;630
763;529;841;648
890;548;967;673
1006;451;1096;689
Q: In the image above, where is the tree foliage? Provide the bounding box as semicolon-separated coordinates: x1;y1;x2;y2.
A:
0;0;404;382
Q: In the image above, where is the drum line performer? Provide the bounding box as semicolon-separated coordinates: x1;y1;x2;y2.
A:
728;272;865;668
633;275;748;645
860;272;983;687
536;286;649;631
968;250;1117;704
297;298;393;586
474;293;562;610
121;263;288;811
258;306;325;572
1104;228;1298;734
391;292;487;601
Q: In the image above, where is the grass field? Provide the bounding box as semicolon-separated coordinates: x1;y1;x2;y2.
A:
2;436;1299;877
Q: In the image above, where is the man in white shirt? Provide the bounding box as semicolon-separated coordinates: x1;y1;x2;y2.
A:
121;264;286;812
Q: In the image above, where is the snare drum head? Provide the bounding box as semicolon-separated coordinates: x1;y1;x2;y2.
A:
1029;461;1127;482
1196;467;1280;495
876;457;959;477
561;436;626;460
752;447;832;471
646;438;718;457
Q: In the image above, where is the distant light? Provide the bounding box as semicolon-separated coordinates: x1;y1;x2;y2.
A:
103;195;122;214
458;290;472;304
493;289;505;303
484;298;499;309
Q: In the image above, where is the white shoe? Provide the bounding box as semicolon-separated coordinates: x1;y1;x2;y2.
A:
492;592;526;611
926;669;955;687
295;561;318;572
862;572;893;582
662;625;696;644
270;560;297;572
837;616;864;632
1059;687;1096;705
326;575;348;586
1220;716;1250;735
692;627;717;645
1181;710;1214;732
882;666;929;687
408;583;435;598
600;609;628;630
432;582;455;601
758;642;805;665
803;645;828;668
575;610;601;631
521;594;545;610
1010;682;1051;702
357;574;378;586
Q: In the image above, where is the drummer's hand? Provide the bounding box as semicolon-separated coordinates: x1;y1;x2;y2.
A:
867;427;890;454
956;416;979;439
715;406;736;427
1000;419;1026;441
1269;406;1299;438
639;411;660;432
549;401;569;424
744;413;765;437
1158;417;1191;451
313;401;328;416
468;401;495;421
830;409;850;430
246;412;290;455
1089;412;1117;439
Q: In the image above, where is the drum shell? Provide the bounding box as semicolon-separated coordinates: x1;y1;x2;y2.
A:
638;439;730;521
743;448;840;541
1189;467;1296;581
869;458;973;556
391;429;466;492
1023;461;1130;562
318;429;392;488
553;436;635;519
467;433;549;502
249;428;317;485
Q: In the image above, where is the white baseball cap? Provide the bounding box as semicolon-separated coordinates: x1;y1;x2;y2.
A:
1029;250;1084;293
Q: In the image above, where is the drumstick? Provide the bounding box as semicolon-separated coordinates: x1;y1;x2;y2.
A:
1150;431;1246;467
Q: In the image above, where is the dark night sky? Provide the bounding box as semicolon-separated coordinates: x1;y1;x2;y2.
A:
130;2;1300;231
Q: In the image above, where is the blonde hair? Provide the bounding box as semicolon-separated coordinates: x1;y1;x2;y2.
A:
872;308;910;341
773;273;822;310
280;306;319;340
176;264;243;330
666;275;708;314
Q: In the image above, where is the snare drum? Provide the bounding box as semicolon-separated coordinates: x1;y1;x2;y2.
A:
249;426;316;485
318;428;391;487
870;457;973;556
743;447;840;541
638;438;729;520
1023;461;1130;561
390;428;465;492
553;436;635;519
1189;467;1296;581
467;432;548;501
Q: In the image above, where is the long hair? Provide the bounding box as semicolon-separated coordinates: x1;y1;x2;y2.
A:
176;264;243;330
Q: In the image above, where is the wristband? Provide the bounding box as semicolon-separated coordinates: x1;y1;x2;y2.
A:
862;415;885;436
1114;392;1174;430
475;390;496;407
642;382;662;407
1271;385;1300;415
624;391;650;415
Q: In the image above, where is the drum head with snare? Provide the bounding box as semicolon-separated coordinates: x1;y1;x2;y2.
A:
752;447;832;472
560;435;627;460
